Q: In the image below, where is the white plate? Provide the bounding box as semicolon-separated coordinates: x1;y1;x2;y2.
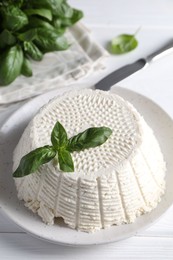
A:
0;86;173;246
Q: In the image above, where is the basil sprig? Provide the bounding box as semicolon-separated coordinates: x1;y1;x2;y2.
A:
0;0;83;86
13;121;112;178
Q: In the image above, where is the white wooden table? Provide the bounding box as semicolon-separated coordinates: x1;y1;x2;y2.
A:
1;0;173;258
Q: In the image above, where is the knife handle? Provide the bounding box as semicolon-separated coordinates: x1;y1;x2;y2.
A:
147;39;173;63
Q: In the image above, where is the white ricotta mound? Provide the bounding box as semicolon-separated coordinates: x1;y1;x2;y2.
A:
13;89;166;232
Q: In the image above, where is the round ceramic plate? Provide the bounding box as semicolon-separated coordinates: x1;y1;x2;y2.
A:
0;86;173;246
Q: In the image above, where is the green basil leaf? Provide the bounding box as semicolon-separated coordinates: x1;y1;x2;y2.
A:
110;34;138;54
28;17;55;31
34;29;68;52
52;18;62;29
58;149;74;172
24;8;52;21
0;29;16;49
50;19;66;34
1;5;28;31
13;145;56;178
29;0;63;16
23;41;43;61
0;45;23;86
68;127;112;152
21;57;32;77
54;28;66;36
53;35;69;50
18;29;37;42
60;9;84;27
55;2;73;18
70;9;84;24
51;121;68;149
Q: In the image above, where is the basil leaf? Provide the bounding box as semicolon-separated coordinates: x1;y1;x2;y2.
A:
28;17;55;31
110;34;138;54
54;28;66;36
58;149;74;172
0;45;23;86
24;8;52;21
13;146;56;178
52;18;62;29
50;19;66;34
68;127;112;152
0;29;16;49
69;9;84;24
23;41;43;61
55;2;73;18
18;29;37;42
51;121;68;149
29;0;63;16
60;9;83;27
34;29;68;52
1;5;28;31
53;35;69;50
21;57;32;77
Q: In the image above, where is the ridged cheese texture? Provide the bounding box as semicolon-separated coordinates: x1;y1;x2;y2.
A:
13;89;166;232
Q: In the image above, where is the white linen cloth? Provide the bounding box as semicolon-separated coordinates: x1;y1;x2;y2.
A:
0;23;108;110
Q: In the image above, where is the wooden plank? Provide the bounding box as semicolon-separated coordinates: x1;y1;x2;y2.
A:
140;207;173;237
0;234;173;259
69;0;173;27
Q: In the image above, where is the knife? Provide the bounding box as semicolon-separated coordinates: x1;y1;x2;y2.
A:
95;39;173;91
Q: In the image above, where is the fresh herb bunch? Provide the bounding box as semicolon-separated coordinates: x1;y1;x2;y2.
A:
0;0;83;86
13;121;112;178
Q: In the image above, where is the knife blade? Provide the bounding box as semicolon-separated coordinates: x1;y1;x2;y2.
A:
95;39;173;91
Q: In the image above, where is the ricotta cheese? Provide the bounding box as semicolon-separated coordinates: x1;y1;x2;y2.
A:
13;89;166;232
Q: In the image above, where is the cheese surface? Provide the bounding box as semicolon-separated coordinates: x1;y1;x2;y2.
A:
13;89;166;232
